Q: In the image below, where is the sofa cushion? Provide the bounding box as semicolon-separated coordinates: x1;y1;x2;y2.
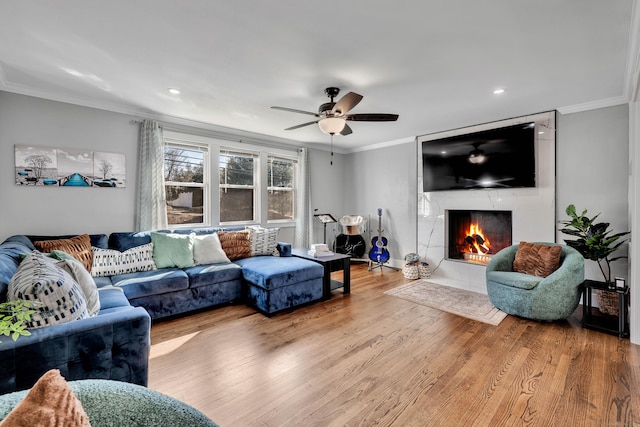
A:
150;232;195;269
235;256;324;290
110;269;189;299
218;230;252;260
183;263;242;289
97;286;130;311
0;369;90;427
91;243;157;277
8;251;90;328
0;237;35;301
192;233;230;265
33;234;93;272
513;242;562;278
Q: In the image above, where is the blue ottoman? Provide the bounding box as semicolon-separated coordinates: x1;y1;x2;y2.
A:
235;256;324;315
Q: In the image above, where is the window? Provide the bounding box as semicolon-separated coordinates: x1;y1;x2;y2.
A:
268;156;296;222
164;142;208;226
219;150;256;223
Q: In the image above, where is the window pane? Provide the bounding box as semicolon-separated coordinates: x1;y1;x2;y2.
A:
220;154;253;185
165;148;204;183
220;188;254;222
268;158;293;187
166;185;204;225
268;190;293;221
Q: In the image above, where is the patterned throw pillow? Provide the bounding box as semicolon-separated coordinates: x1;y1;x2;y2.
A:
247;226;279;256
91;243;157;277
217;230;252;260
193;233;231;265
33;234;93;273
8;251;89;328
512;241;562;278
0;369;90;427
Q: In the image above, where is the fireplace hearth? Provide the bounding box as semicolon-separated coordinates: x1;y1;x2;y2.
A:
446;210;512;264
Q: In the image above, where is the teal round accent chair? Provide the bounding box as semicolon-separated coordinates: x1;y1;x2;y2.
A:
485;243;585;321
0;379;218;427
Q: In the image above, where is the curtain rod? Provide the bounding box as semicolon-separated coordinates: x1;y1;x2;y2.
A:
130;119;302;152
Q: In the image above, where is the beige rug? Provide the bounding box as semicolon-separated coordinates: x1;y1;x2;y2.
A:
384;279;508;325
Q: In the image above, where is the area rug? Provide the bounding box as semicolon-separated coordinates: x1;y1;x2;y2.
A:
384;279;508;325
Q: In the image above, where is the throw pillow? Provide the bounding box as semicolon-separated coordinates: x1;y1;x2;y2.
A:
217;230;252;260
150;232;195;269
247;226;279;256
33;234;93;273
8;251;89;328
192;233;231;265
55;257;100;317
0;369;90;427
513;241;562;278
91;243;157;277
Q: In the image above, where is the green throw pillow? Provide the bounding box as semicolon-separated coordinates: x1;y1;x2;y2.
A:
150;232;195;269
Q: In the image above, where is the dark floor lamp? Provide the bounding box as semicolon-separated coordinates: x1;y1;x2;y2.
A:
314;213;337;244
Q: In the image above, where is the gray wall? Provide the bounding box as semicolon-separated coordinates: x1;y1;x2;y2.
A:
0;92;341;243
556;105;630;282
343;142;418;266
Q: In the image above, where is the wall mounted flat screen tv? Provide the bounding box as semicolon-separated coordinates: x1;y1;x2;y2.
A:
422;122;536;192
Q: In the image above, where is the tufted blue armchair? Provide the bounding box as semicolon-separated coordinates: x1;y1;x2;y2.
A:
485;243;585;321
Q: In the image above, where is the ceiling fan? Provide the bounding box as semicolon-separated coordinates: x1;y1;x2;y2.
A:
271;87;399;136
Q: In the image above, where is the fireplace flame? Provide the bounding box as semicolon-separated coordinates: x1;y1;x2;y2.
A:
465;223;491;254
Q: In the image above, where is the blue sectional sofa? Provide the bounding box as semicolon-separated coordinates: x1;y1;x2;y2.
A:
0;228;324;393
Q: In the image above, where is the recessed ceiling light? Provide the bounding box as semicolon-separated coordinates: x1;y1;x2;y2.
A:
492;88;505;95
168;88;181;95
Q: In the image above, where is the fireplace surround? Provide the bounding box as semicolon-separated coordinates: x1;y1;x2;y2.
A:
416;111;556;293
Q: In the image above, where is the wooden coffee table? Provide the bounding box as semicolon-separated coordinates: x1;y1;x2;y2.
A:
291;248;350;300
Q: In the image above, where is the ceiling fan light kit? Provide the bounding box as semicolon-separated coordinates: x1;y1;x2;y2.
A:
318;117;346;135
271;87;399;136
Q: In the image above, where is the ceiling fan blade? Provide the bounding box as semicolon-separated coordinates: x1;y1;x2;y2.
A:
271;106;319;117
284;120;318;131
332;92;363;115
340;124;353;136
346;113;399;122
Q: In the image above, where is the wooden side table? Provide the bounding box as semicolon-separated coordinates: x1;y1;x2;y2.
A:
581;279;629;338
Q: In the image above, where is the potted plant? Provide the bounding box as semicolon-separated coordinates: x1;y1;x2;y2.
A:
559;204;630;314
0;299;38;343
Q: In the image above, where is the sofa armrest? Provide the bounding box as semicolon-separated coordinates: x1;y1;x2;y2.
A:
0;306;151;394
277;242;292;257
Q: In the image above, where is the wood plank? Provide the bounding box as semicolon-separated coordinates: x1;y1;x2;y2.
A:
148;264;640;426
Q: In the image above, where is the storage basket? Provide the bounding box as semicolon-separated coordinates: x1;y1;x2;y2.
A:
403;262;420;280
596;289;619;316
418;262;431;279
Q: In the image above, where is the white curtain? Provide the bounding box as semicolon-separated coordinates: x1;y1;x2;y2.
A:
294;147;313;248
136;119;168;230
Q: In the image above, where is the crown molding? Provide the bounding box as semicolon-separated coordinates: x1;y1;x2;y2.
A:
556;96;629;115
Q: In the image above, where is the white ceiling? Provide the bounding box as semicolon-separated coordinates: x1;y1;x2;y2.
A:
0;1;636;151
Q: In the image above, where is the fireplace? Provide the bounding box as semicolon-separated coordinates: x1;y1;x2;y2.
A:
446;210;512;264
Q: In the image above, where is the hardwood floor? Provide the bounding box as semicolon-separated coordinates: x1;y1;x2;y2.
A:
148;264;640;426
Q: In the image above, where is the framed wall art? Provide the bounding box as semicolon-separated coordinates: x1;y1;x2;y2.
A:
15;145;126;188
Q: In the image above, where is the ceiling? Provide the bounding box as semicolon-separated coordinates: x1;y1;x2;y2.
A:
0;1;636;151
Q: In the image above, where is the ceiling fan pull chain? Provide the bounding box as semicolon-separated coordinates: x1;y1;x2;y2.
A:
330;134;334;165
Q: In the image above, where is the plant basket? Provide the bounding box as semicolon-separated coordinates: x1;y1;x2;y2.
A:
596;289;619;316
403;262;419;280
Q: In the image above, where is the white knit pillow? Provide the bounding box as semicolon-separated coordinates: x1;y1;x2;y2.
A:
91;243;156;277
193;233;231;265
8;251;89;329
